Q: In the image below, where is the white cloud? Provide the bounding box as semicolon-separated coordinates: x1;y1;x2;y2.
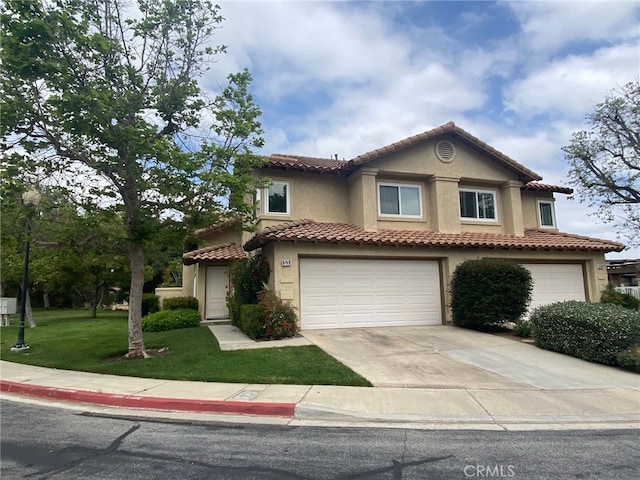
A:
504;44;640;118
204;1;639;251
506;0;640;53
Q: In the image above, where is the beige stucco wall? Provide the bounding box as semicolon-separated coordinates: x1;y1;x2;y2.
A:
265;241;609;325
254;138;549;237
255;170;350;230
521;190;557;230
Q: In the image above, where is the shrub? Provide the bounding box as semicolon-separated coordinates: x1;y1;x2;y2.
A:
142;309;201;332
236;290;299;340
616;346;640;373
239;304;266;340
600;283;640;311
259;290;299;340
141;293;160;316
450;258;532;329
230;254;270;305
515;319;532;338
162;296;199;311
227;295;241;327
530;301;640;366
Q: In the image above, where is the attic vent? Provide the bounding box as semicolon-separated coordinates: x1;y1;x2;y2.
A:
435;140;456;163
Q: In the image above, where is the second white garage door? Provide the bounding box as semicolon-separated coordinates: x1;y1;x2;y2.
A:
522;263;586;311
300;258;442;330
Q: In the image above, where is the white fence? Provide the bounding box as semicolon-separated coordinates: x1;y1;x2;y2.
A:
615;286;640;299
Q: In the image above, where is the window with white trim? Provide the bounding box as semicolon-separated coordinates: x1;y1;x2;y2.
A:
265;181;289;215
459;189;497;221
537;200;556;228
378;183;422;217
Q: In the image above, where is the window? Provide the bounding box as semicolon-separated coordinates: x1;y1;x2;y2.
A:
265;181;289;215
459;189;497;221
537;200;556;228
378;183;422;217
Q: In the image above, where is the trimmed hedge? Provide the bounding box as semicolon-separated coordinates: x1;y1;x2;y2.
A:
530;301;640;366
450;258;532;329
163;296;199;311
142;293;160;316
239;304;266;340
142;309;202;332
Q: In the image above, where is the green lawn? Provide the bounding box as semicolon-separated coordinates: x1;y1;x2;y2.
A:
0;309;371;386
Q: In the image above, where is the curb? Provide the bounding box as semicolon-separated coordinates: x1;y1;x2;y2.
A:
0;381;296;418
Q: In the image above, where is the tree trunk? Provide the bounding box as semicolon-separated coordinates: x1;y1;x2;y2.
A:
43;291;50;309
127;243;147;358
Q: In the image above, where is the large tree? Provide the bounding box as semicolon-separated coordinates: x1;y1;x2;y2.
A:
563;81;640;247
1;0;265;357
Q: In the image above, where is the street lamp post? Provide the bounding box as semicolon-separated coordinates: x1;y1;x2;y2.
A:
11;189;41;352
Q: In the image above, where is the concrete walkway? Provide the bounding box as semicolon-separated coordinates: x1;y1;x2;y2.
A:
1;325;639;430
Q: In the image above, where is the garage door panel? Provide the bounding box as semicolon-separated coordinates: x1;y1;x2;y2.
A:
522;263;586;311
300;258;442;330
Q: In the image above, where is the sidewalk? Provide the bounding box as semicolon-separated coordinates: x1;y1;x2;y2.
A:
1;360;639;430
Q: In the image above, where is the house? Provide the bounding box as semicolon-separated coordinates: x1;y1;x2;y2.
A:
181;121;624;329
607;259;640;287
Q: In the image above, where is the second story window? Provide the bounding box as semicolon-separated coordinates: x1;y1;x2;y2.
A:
266;181;289;215
378;183;422;217
537;200;556;228
459;189;497;221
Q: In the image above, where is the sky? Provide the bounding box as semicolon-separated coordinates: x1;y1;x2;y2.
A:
204;0;639;259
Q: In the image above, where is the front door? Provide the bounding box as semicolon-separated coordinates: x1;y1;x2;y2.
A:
205;266;229;319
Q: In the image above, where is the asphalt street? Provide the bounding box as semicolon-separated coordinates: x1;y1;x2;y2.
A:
1;399;638;480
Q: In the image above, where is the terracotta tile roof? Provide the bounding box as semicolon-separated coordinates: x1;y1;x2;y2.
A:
522;182;573;194
350;121;543;182
182;243;246;265
244;220;624;253
267;154;348;173
194;218;239;237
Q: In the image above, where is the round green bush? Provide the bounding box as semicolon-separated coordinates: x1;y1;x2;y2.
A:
162;296;199;311
142;309;201;332
142;293;160;316
450;258;532;329
530;301;640;366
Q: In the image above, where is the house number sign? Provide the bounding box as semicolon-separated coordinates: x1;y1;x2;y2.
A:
281;259;292;267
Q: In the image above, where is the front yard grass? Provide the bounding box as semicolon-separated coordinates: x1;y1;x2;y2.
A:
0;309;371;386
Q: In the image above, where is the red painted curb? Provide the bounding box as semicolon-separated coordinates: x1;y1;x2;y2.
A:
0;381;296;417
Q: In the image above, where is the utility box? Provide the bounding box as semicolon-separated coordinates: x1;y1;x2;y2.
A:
0;298;17;326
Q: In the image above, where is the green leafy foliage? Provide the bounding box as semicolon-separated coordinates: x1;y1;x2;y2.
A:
142;309;201;332
617;347;640;373
600;283;640;311
229;254;270;305
450;259;533;329
530;301;640;366
239;304;266;340
142;294;160;317
563;81;640;246
236;290;298;340
515;319;532;338
1;0;266;358
162;296;199;311
259;290;299;340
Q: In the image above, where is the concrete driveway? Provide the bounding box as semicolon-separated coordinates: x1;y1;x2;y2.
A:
302;326;640;390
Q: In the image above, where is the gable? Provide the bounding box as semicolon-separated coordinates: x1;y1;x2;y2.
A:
263;122;542;183
358;135;527;184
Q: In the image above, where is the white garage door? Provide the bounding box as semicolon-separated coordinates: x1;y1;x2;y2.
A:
300;258;442;330
522;263;586;311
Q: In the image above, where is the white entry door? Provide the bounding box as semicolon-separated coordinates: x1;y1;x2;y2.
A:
205;266;229;319
300;258;442;330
